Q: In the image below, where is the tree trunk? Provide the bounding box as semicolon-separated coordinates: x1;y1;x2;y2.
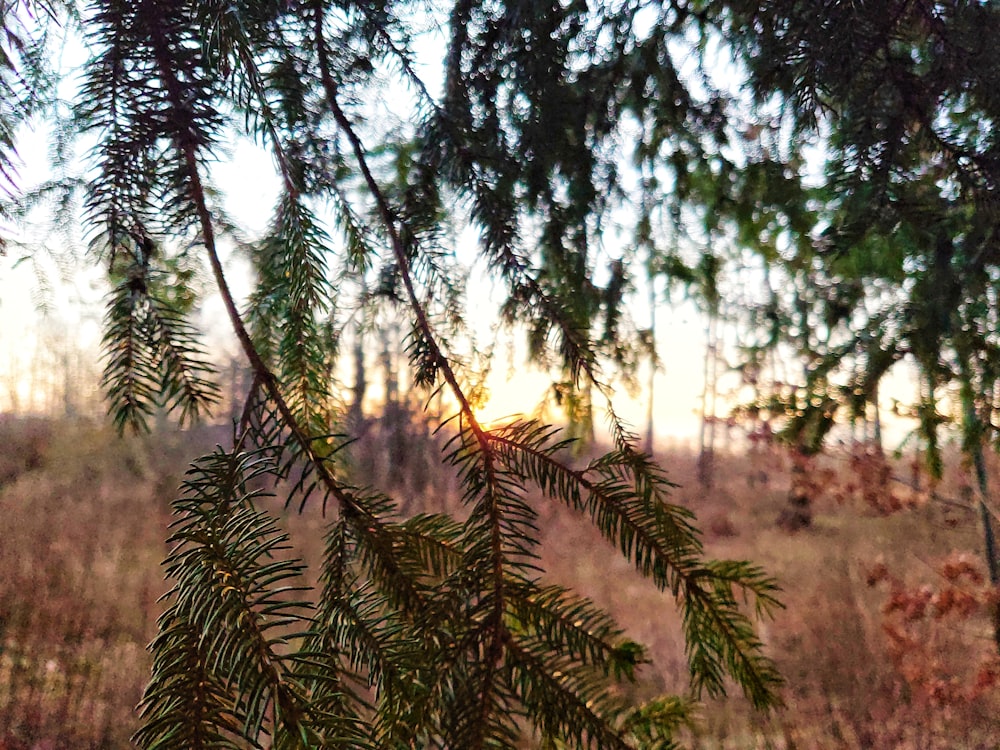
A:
568;382;595;450
777;449;813;532
645;260;657;456
872;381;883;454
228;357;242;427
698;312;718;487
348;313;367;431
964;395;1000;653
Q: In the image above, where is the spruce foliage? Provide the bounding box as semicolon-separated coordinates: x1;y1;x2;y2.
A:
8;0;786;746
713;0;1000;465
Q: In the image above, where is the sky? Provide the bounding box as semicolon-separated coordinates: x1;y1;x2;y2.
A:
209;135;714;443
0;113;713;443
0;10;921;449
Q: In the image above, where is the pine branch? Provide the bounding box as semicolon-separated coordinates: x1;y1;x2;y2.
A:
136;446;363;748
191;0;299;196
505;581;634;674
251;193;335;434
111;24;470;746
315;525;435;745
73;3;791;746
101;250;218;432
309;5;785;740
101;268;161;433
135;617;245;749
238;375;449;623
618;695;697;750
505;636;631;750
487;419;783;707
313;9;530;746
151;294;220;423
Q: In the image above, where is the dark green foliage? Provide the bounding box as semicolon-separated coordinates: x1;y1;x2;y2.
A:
101;244;219;432
714;0;1000;462
246;193;336;433
0;1;64;196
135;446;368;748
482;416;783;720
128;425;780;747
684;1;1000;628
5;1;787;747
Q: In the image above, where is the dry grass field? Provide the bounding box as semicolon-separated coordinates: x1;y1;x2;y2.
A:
1;415;998;748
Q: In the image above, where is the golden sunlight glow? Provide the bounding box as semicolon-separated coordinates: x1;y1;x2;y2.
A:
471;370;553;427
469;355;708;445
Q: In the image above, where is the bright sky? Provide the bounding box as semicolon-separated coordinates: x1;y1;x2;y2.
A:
0;13;919;449
0;112;711;443
209;134;711;443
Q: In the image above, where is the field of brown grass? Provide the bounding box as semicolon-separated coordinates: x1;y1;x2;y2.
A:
1;416;998;748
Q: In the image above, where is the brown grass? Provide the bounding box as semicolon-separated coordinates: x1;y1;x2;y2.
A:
1;418;999;748
0;421;220;749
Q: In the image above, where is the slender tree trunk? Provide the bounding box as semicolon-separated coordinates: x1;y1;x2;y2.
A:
583;383;595;445
971;441;1000;653
60;349;76;418
645;260;657;455
228;357;241;426
381;318;406;488
961;381;1000;653
645;357;655;455
348;283;368;431
872;381;883;453
698;312;718;487
380;320;398;408
777;447;813;532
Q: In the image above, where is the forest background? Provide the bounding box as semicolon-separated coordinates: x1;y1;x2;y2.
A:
2;0;1000;748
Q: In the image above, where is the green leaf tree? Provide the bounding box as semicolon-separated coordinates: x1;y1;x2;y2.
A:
714;0;1000;634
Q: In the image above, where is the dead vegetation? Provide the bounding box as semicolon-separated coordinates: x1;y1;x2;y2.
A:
0;417;998;748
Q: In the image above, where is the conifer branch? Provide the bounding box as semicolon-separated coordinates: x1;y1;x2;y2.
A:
310;2;783;734
145;10;365;523
487;421;783;706
135;446;368;748
504;636;631;750
313;7;521;745
136;14;455;699
71;2;789;744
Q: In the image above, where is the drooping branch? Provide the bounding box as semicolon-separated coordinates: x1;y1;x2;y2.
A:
142;3;383;530
312;5;519;743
